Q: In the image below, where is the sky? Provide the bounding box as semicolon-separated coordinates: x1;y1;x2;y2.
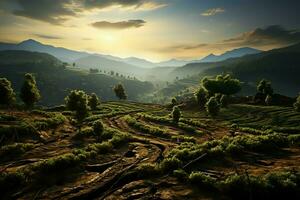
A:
0;0;300;62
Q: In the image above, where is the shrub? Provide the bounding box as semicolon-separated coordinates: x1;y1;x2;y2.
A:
220;95;229;108
93;120;104;139
194;87;207;109
158;157;182;173
171;106;181;124
0;143;35;160
89;93;100;110
65;90;89;123
205;97;220;116
189;171;216;189
113;83;127;100
265;94;273;106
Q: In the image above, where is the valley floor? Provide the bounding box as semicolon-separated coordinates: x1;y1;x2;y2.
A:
1;102;300;199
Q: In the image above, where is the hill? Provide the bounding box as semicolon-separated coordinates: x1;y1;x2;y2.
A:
199;47;261;63
170;43;300;97
0;50;154;105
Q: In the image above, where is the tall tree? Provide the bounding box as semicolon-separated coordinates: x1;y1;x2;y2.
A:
20;73;41;108
0;78;16;106
89;93;100;110
113;83;127;100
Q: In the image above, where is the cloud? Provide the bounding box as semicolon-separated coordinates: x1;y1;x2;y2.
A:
0;0;166;25
223;25;300;46
8;0;79;25
91;20;146;29
201;8;225;16
82;0;167;11
33;34;63;40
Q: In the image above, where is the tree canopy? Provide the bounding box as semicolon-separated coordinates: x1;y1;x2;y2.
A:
201;74;241;96
0;78;16;106
89;93;100;110
113;83;127;100
20;73;41;108
65;90;89;122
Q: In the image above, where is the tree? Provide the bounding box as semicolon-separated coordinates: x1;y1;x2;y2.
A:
220;95;229;108
205;97;220;116
73;62;76;67
171;98;177;106
201;74;241;95
0;78;16;106
88;93;100;110
65;90;89;124
294;94;300;112
93;120;104;140
194;87;207;109
257;79;273;96
113;84;127;100
171;106;181;124
20;73;41;108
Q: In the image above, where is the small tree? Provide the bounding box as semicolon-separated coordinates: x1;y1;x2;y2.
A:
20;73;41;108
205;97;220;116
0;78;16;106
113;83;127;100
89;93;100;110
294;94;300;112
171;98;177;106
93;120;104;140
220;95;229;108
171;106;181;124
195;87;207;109
65;90;89;128
257;79;273;96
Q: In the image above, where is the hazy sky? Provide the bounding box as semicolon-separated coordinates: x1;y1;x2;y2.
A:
0;0;300;61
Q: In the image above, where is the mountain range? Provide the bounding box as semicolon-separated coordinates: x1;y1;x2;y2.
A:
0;39;262;69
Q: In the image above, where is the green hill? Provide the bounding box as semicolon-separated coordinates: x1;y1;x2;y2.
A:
0;50;154;106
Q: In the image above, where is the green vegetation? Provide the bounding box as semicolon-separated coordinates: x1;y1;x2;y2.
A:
88;93;100;110
65;90;89;124
20;73;41;108
171;106;181;124
0;78;16;106
205;97;220;116
194;87;207;109
113;83;127;100
294;94;300;112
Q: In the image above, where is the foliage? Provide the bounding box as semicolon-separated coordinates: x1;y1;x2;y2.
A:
257;79;273;95
20;73;41;108
194;87;207;108
171;97;177;106
220;94;229;108
65;90;89;122
88;93;100;110
171;106;181;124
265;94;273;105
0;78;16;106
201;74;241;95
113;83;127;100
93;120;104;139
205;97;220;116
0;143;35;161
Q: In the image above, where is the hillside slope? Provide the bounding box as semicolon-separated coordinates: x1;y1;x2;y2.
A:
0;50;154;105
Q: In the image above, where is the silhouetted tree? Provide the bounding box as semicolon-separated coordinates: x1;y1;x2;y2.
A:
171;98;177;106
110;71;115;76
20;73;41;108
293;94;300;112
65;90;89;125
205;97;220;116
73;62;76;67
113;84;127;100
171;106;181;124
0;78;16;106
89;93;100;110
194;87;207;109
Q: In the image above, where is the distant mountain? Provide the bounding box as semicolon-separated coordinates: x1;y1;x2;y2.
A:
123;57;156;68
0;39;89;62
74;55;145;76
199;47;262;63
156;59;190;67
0;50;154;105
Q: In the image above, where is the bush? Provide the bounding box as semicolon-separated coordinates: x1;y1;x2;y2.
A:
220;95;229;108
194;87;207;109
0;78;16;106
171;106;181;124
205;97;220;116
189;171;216;189
158;157;182;173
294;94;300;112
20;73;41;108
93;120;104;138
0;143;35;161
89;93;100;110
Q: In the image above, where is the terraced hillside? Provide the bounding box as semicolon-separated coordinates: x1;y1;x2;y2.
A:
1;102;300;199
